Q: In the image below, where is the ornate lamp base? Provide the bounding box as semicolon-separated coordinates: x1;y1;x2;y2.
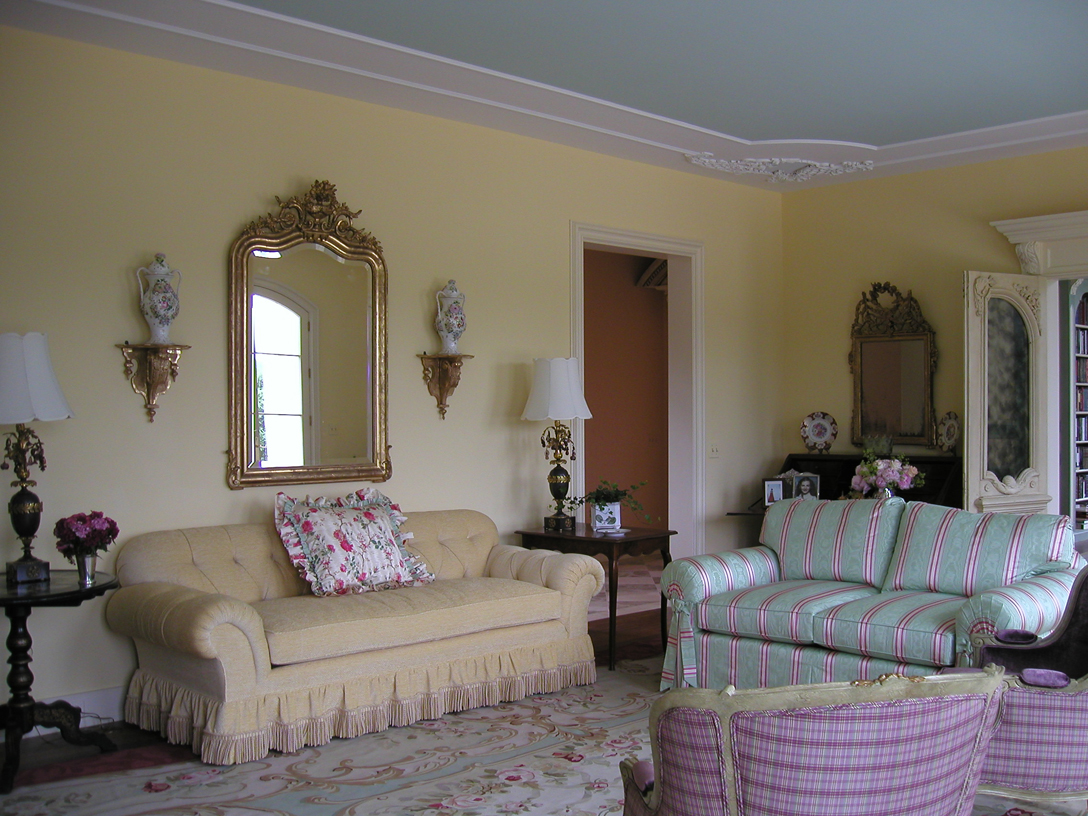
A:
544;459;574;532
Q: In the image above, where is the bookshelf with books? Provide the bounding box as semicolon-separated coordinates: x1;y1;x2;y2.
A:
1075;293;1088;528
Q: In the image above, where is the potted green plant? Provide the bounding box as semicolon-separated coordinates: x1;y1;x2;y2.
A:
571;480;649;531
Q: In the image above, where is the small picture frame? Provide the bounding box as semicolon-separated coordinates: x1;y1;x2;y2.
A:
793;473;820;500
763;479;785;506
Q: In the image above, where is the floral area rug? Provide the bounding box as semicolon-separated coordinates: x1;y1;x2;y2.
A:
2;657;1084;816
587;555;664;622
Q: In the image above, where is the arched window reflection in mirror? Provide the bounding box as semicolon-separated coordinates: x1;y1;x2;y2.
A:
227;181;389;488
252;286;312;467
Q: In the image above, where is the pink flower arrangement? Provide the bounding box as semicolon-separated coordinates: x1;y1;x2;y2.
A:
53;511;119;561
851;454;924;496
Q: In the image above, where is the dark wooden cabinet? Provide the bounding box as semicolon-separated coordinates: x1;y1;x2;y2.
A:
778;453;963;509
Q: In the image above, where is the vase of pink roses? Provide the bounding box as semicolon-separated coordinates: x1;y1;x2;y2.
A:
851;453;924;498
54;511;119;586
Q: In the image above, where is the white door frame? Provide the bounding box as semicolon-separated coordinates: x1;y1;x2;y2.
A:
571;222;706;557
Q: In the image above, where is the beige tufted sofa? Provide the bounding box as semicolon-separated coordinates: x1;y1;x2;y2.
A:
106;509;604;764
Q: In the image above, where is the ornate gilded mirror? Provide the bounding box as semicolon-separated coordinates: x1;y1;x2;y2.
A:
227;181;389;488
850;282;937;446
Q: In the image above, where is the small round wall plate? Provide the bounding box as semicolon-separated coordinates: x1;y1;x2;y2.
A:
801;412;837;452
937;411;960;452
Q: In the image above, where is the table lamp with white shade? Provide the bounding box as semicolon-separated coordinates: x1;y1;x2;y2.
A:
521;357;592;532
0;333;73;585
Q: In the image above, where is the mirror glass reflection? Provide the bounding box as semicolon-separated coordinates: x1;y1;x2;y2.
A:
249;245;373;468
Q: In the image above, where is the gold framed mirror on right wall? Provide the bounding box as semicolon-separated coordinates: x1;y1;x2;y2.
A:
849;282;937;447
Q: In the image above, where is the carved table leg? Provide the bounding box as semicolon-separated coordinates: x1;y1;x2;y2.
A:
0;605;116;793
1;604;35;793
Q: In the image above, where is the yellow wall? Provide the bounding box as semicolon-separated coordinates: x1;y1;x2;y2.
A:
781;150;1088;459
0;26;783;700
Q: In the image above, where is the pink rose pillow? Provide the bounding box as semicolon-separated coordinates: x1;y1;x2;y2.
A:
275;489;434;596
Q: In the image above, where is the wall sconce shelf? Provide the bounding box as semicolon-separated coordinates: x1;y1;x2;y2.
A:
117;343;190;422
418;353;472;419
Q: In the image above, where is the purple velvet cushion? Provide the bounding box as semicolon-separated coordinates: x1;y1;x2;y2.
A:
995;628;1038;645
631;759;655;792
1020;668;1070;688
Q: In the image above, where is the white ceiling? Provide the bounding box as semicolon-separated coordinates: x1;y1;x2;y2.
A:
6;0;1088;188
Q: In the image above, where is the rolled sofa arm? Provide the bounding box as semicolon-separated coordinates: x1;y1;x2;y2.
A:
956;568;1080;665
485;544;604;636
106;582;271;665
660;547;781;690
485;543;605;596
661;546;781;605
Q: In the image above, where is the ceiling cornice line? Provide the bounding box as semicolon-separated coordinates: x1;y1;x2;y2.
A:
7;0;1088;188
11;0;879;160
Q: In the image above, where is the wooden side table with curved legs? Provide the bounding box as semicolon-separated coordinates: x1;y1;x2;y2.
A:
0;570;119;793
517;524;675;671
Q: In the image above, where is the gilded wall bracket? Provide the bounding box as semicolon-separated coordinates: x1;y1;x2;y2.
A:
418;354;472;419
118;343;190;422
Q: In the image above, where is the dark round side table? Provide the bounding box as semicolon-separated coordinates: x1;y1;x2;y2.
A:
0;570;119;793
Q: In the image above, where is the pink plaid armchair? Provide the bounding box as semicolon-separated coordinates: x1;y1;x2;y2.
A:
620;668;1005;816
974;566;1088;803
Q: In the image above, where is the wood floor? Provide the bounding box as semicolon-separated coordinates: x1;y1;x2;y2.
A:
588;608;665;664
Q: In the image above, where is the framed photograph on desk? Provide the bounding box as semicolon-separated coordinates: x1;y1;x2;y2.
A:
793;473;820;500
763;479;785;506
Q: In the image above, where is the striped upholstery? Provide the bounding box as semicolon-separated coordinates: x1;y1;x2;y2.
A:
660;501;1082;692
653;708;728;816
883;502;1074;595
694;579;877;644
623;671;1005;816
691;630;927;689
730;695;995;816
814;590;965;667
661;547;780;605
760;497;905;586
980;680;1088;796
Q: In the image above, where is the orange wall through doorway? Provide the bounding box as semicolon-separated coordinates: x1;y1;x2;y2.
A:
583;249;669;527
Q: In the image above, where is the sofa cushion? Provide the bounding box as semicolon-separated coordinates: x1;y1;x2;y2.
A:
254;577;561;665
275;489;435;596
760;498;906;587
882;502;1074;596
694;580;879;645
813;590;966;667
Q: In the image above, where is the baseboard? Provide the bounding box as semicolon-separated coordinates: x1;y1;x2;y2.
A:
31;686;127;738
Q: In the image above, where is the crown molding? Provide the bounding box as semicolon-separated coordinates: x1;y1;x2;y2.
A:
4;0;1088;189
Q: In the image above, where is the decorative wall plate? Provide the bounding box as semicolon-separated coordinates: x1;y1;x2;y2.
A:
801;412;838;452
937;411;960;453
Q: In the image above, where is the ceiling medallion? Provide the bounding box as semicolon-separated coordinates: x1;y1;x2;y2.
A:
684;153;874;183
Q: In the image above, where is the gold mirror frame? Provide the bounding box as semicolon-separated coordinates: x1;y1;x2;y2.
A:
849;282;937;447
227;180;390;488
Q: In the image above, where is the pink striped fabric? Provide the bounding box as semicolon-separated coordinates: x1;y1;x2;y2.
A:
761;498;905;587
981;684;1088;794
883;502;1074;596
730;695;998;816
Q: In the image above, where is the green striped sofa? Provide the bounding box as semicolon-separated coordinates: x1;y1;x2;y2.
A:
661;498;1081;690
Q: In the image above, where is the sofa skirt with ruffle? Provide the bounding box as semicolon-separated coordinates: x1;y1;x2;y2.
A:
124;637;597;765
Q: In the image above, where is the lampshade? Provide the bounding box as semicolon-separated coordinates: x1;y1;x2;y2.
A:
521;357;592;421
0;332;73;424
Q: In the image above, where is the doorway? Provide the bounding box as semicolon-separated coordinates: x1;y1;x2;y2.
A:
571;223;705;559
582;250;669;526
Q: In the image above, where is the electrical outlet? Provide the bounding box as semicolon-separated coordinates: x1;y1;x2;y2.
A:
709;443;721;459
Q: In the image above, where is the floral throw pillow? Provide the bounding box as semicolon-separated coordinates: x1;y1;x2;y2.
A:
275;489;435;596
